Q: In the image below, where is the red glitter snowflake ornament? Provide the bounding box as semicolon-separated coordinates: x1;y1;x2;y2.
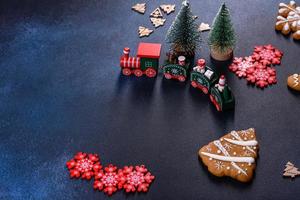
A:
93;164;125;196
229;56;256;78
252;44;283;66
121;165;155;193
66;152;102;180
246;63;277;88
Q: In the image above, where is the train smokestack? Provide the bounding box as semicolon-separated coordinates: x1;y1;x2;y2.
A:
123;47;130;59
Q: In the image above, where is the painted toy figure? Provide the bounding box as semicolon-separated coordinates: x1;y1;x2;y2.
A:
210;75;235;111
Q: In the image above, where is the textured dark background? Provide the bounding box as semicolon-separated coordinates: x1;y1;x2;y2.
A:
1;0;300;199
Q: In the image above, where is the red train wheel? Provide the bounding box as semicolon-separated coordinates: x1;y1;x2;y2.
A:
164;73;172;79
191;81;198;88
145;68;156;78
202;87;209;94
178;75;186;82
134;69;143;77
215;103;221;111
210;94;221;111
122;68;131;76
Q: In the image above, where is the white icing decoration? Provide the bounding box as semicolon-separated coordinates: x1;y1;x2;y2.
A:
293;74;299;87
233;152;236;155
224;138;258;146
230;131;256;154
201;152;255;163
214;161;225;170
209;158;212;160
217;150;221;154
244;137;247;140
209;140;249;176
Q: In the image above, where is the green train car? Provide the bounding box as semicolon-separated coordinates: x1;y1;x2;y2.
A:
163;55;192;82
190;66;219;94
191;59;235;112
209;81;235;112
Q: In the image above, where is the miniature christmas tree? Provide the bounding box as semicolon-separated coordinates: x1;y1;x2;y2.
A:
283;162;300;178
166;0;200;59
208;3;236;61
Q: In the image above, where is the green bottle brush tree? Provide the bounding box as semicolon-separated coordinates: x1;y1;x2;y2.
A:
208;3;236;61
165;0;201;63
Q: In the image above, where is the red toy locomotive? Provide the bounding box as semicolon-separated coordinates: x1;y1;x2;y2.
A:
120;42;162;78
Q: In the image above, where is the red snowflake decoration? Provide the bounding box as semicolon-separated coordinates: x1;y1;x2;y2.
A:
121;165;155;193
66;152;102;180
229;56;256;78
93;164;125;196
252;44;283;66
246;63;277;88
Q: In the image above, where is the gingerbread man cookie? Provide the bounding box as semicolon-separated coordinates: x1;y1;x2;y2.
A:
199;128;259;182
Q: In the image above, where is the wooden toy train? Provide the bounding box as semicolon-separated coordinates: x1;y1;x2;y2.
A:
120;43;161;78
119;43;235;111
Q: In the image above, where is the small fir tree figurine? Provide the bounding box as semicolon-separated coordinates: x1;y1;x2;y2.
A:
208;3;236;61
166;0;200;62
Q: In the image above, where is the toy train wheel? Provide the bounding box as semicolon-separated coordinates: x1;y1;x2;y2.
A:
122;68;131;76
210;94;221;112
202;87;209;94
145;68;156;78
164;73;172;79
134;69;143;77
191;81;197;88
178;75;186;82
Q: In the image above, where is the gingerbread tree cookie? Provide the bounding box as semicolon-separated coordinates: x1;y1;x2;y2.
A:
198;128;259;182
138;26;153;37
283;162;300;178
132;3;146;14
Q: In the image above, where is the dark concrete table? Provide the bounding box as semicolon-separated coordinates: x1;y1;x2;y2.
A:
1;0;300;199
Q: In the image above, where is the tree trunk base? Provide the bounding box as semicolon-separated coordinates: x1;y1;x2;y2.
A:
210;48;233;61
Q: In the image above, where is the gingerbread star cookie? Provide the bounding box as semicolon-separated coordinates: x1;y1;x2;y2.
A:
138;26;153;37
199;128;259;182
287;74;300;91
160;4;175;15
132;3;146;14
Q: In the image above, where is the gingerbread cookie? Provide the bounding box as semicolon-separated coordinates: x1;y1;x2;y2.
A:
150;17;166;28
198;22;211;32
138;26;153;37
199;128;259;182
160;4;175;15
275;1;300;40
287;73;300;91
150;8;163;18
132;3;146;14
283;161;300;178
